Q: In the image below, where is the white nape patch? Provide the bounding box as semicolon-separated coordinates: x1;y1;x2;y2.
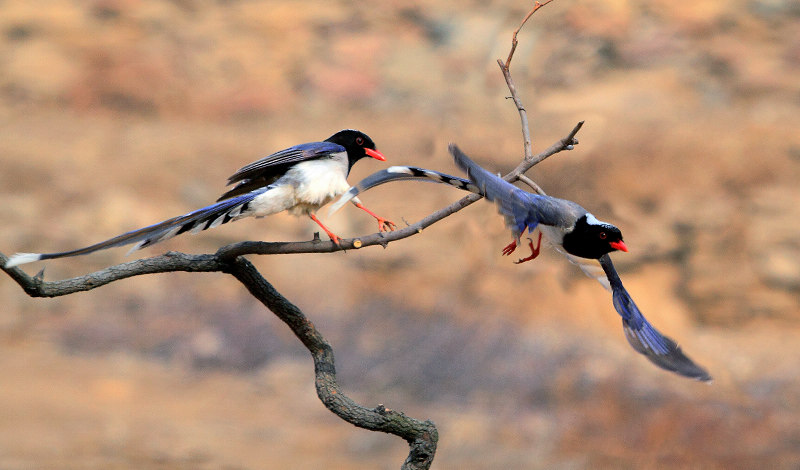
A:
387;166;414;174
5;253;43;268
585;213;609;227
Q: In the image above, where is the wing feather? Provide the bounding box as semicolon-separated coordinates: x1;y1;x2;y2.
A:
225;141;344;185
449;144;579;235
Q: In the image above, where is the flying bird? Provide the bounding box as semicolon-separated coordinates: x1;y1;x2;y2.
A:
5;129;395;268
330;144;711;381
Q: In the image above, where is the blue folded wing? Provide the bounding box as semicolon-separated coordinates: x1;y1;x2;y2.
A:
226;141;344;185
599;255;712;381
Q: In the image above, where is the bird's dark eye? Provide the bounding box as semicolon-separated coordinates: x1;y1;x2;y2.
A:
598;232;607;240
356;136;364;145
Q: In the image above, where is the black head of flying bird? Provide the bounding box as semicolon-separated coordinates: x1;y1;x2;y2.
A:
5;129;396;268
330;144;711;382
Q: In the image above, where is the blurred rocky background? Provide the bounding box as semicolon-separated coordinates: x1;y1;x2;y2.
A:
1;0;799;468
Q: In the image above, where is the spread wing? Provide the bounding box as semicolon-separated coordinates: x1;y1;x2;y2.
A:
219;141;344;200
449;144;579;236
599;255;712;381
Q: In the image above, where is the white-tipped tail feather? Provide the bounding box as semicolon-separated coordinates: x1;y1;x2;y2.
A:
4;188;267;267
329;165;480;216
5;253;44;268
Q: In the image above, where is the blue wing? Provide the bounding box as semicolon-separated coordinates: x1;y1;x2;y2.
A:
219;141;344;200
599;255;712;381
226;141;344;184
449;144;577;236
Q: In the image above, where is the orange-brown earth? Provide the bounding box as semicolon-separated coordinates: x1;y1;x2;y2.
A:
1;1;799;468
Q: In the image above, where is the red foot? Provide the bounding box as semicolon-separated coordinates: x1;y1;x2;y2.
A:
355;203;396;232
379;218;397;232
502;240;518;256
513;232;543;264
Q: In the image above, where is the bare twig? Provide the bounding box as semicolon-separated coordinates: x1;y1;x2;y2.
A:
499;0;559;166
504;0;556;69
498;59;534;160
517;174;546;195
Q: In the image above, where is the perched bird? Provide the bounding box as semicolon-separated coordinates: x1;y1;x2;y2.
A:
5;129;395;268
331;144;711;381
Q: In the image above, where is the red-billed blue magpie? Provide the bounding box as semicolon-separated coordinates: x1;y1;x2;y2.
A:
330;144;711;381
5;129;395;267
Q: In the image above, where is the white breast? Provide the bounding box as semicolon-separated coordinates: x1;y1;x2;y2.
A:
538;224;566;247
247;154;351;217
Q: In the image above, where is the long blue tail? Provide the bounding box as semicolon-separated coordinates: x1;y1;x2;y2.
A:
599;255;712;381
5;188;266;267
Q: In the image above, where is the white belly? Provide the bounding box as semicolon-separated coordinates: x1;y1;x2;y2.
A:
245;158;350;217
289;159;351;211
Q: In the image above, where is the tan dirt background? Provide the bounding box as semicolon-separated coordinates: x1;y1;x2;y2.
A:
1;1;799;468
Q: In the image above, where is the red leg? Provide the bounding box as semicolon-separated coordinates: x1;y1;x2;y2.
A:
355;202;397;232
309;214;342;245
513;232;543;264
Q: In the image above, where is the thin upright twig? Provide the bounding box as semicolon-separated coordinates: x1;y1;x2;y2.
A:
504;0;556;69
498;0;558;164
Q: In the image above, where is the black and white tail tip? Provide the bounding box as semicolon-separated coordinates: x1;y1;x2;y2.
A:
4;189;263;268
329;165;479;215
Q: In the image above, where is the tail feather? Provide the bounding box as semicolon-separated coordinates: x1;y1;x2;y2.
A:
4;253;43;268
4;189;266;267
329;166;480;215
599;255;712;381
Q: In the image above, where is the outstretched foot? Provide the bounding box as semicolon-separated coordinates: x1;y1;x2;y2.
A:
502;239;518;256
512;232;543;264
355;203;396;233
377;217;397;232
